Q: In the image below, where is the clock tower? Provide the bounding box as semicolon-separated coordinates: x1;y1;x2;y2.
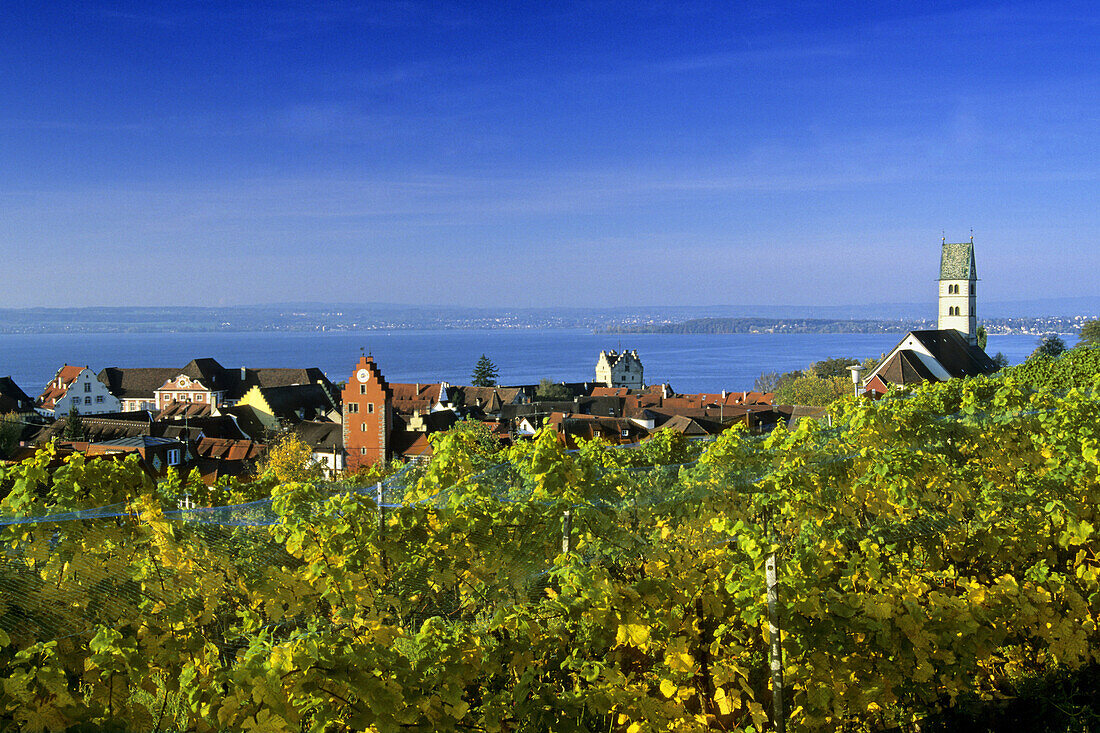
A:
342;355;392;471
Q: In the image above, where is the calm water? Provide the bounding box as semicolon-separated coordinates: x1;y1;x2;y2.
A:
1;330;1041;396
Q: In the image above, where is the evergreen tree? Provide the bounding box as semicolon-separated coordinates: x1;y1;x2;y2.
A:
471;354;499;387
977;325;988;350
63;404;84;440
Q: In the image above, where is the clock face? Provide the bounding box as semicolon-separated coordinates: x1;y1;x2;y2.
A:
356;368;369;383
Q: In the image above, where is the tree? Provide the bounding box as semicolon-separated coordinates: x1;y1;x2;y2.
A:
809;357;860;379
1031;333;1067;360
1078;319;1100;347
253;433;323;483
63;403;84;440
471;354;499;387
754;371;782;393
991;352;1010;369
534;379;572;402
977;325;988;350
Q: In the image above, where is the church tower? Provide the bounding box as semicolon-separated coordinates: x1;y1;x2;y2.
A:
938;236;978;346
342;355;392;472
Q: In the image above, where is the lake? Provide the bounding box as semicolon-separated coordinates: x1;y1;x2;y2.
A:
1;330;1043;396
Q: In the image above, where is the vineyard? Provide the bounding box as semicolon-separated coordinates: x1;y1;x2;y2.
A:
0;366;1098;731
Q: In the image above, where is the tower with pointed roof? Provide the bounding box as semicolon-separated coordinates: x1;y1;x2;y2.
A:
938;236;978;346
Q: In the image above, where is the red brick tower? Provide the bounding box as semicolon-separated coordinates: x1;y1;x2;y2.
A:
342;355;392;471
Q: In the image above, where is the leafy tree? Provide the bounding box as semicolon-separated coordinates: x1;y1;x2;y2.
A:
1031;333;1067;359
63;403;84;440
534;379;572;401
991;351;1010;368
809;356;860;379
471;354;499;387
1078;319;1100;347
977;324;988;350
253;432;323;483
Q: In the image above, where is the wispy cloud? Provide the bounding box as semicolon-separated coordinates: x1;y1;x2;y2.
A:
655;43;854;73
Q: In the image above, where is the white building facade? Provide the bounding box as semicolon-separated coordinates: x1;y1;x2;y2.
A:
595;350;644;389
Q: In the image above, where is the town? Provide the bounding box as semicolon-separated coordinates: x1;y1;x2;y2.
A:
1;239;1006;489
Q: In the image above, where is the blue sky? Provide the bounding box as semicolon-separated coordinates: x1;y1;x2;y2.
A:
2;1;1097;308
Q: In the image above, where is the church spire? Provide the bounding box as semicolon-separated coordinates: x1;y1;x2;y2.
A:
938;238;978;346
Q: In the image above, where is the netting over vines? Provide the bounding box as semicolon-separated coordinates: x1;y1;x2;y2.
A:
0;370;1098;732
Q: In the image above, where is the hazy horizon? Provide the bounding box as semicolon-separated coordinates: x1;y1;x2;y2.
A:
3;2;1098;308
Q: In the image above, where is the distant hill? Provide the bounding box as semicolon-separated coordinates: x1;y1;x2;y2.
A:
602;318;930;335
0;297;1096;334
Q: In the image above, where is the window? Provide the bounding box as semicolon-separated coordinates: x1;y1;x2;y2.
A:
360;423;367;432
347;403;359;413
360;447;367;455
84;382;91;393
195;394;204;402
970;283;974;295
96;395;104;403
367;403;374;413
360;385;367;394
167;449;180;466
85;396;92;405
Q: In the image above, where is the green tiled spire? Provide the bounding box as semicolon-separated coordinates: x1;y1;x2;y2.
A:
940;240;975;280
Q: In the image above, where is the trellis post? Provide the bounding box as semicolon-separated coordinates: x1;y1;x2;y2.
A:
766;551;785;733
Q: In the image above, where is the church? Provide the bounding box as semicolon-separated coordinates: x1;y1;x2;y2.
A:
862;238;999;396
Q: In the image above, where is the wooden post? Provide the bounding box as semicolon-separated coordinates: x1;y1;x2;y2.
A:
766;551;785;733
562;509;573;554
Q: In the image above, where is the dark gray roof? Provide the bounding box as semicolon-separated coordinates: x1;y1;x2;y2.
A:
98;362;335;402
292;420;343;451
217;406;269;441
908;329;998;378
879;349;940;385
940;241;975;280
35;415;153;443
0;376;34;411
98;367;181;399
256;384;336;422
94;436;181;448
